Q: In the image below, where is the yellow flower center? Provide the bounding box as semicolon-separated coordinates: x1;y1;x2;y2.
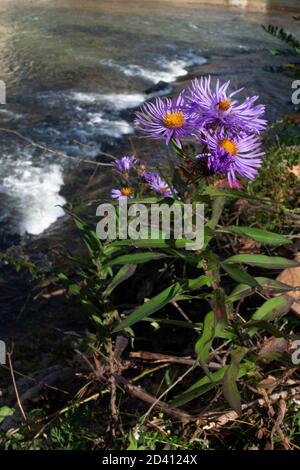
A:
121;187;134;197
161;185;168;194
162;110;185;129
218;98;232;112
220;138;237;156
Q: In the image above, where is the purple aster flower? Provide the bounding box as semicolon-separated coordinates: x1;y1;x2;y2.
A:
111;187;134;199
135;92;198;147
203;129;265;187
114;155;137;173
142;171;173;198
187;76;267;134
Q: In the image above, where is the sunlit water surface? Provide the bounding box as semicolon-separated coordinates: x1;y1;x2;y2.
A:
0;0;299;235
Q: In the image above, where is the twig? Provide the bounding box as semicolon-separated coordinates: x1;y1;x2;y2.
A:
202;386;300;430
129;351;221;369
269;399;290;450
0;128;113;167
0;364;69;395
171;301;192;323
113;374;194;424
130;351;195;366
7;352;27;423
142;363;196;422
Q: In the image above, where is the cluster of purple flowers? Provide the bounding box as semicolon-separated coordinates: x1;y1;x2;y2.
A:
134;76;267;187
111;155;173;199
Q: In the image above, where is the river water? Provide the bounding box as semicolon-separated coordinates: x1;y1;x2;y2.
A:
0;0;299;237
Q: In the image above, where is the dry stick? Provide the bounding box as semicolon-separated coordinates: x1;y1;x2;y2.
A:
129;351;221;370
7;352;27;423
114;374;300;428
0;128;114;167
171;300;192;323
269;399;290;450
202;386;300;429
130;351;196;366
114;374;194;424
141;363;197;423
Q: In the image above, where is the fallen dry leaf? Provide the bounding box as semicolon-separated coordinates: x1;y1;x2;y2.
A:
258;337;288;356
277;253;300;316
238;236;261;254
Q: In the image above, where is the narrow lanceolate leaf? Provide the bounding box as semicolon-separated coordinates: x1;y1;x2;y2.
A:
221;263;259;288
195;311;216;364
113;282;182;332
172;366;228;407
206;196;226;231
227;276;296;303
251;295;294;322
186;275;211;291
203;186;267;201
112;238;197;250
104;264;137;297
244;320;286;338
106;252;169;267
255;277;297;293
172;362;253;407
223;347;249;416
223;254;299;269
225;226;292;246
227;283;253;303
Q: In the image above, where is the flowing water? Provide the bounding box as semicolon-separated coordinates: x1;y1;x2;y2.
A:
0;0;299;237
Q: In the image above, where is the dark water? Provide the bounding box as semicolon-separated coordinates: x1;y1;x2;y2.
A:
0;0;299;235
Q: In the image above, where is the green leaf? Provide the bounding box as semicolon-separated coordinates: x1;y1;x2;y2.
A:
172;366;228;407
106;252;169;267
251;295;293;322
206;197;226;231
245;320;286;338
225;226;292;246
113;282;182;332
204;186;268;201
112;238;196;250
171;137;185;158
195;311;215;363
172;362;252;407
247;295;293;338
255;277;297;293
142;317;203;329
227;276;296;303
223;347;249;416
186;275;211;291
0;406;14;424
104;264;137;297
263;24;300;52
221;263;259;288
223;254;299;269
227;283;253;302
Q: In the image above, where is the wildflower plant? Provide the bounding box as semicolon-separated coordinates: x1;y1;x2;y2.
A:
72;76;299;419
